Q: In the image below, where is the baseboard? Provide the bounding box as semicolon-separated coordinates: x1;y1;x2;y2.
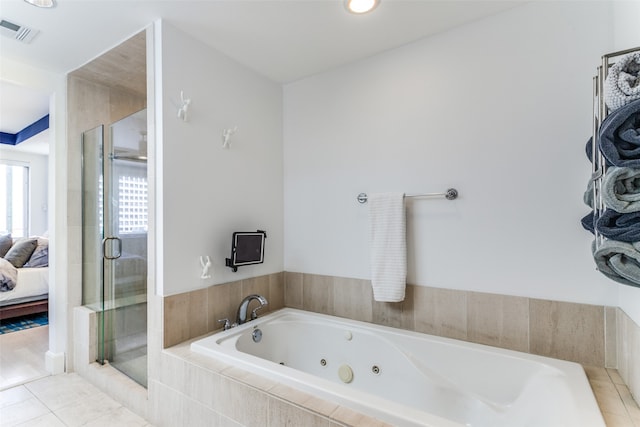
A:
45;350;65;374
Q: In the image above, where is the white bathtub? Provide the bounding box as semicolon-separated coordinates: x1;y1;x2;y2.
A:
191;308;605;427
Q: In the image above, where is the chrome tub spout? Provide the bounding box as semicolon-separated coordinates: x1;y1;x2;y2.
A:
236;294;268;325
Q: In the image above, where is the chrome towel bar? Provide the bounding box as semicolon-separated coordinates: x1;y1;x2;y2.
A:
357;188;458;204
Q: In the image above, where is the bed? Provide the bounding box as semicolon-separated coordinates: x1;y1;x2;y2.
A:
0;267;49;320
0;235;49;320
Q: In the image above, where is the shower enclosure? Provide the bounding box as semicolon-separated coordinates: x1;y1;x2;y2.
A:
81;109;148;387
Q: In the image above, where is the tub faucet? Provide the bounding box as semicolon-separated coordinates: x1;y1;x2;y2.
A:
236;294;268;325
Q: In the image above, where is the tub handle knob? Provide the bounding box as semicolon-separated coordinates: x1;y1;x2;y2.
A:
218;318;232;331
251;304;267;321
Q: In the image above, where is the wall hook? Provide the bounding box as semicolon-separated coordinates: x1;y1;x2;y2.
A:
200;255;211;279
177;91;191;122
222;126;238;149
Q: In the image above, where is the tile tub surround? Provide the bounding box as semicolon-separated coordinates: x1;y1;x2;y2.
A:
618;308;640;410
162;272;640;409
285;272;611;367
166;271;617;366
154;336;393;427
585;366;640;427
163;272;284;348
156;322;635;427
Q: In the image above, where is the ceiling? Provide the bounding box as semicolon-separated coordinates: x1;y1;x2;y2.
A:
0;80;50;155
0;0;526;155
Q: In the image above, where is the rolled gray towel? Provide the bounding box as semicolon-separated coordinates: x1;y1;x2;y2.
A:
585;137;594;163
602;167;640;213
593;239;640;288
583;179;594;208
585;137;612;167
605;52;640;112
581;211;596;234
598;99;640;167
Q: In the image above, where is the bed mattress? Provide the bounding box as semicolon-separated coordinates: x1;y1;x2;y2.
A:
0;267;49;307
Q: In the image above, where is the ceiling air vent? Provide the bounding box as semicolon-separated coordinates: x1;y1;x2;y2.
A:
0;19;40;44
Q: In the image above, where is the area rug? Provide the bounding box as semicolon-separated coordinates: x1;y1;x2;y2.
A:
0;313;48;334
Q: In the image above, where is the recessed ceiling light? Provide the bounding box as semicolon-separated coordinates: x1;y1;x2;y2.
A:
23;0;55;8
345;0;379;14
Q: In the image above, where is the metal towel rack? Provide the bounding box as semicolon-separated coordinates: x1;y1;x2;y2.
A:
590;46;640;250
357;188;459;204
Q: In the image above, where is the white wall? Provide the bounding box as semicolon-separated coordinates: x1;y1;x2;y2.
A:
0;57;67;373
283;2;618;306
0;147;49;236
613;1;640;51
613;1;640;325
157;22;283;296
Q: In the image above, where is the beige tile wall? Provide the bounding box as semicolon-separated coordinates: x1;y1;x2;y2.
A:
165;271;614;367
162;271;640;380
163;273;284;348
286;272;611;367
617;308;640;407
529;299;605;366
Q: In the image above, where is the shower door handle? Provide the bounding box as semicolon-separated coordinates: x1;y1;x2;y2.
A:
102;236;122;260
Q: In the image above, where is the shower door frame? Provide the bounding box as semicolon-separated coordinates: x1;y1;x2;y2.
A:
81;110;148;386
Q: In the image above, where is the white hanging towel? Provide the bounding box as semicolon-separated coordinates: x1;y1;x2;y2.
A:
369;192;406;302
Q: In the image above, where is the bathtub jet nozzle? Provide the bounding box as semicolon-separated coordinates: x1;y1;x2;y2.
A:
236;294;269;325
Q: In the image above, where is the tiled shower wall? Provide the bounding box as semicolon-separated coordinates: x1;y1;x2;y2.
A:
67;73;146;371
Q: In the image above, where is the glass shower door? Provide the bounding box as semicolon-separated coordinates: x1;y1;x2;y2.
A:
81;109;148;387
106;110;148;387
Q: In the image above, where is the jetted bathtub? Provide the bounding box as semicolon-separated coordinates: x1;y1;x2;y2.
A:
191;308;605;427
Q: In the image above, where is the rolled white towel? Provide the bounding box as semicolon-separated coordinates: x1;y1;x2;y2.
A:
605;52;640;112
369;193;406;302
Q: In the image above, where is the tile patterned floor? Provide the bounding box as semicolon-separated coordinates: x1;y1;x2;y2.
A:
585;366;640;427
0;373;152;427
0;326;49;391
